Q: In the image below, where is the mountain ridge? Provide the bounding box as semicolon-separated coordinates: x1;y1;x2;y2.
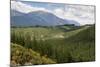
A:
11;10;80;26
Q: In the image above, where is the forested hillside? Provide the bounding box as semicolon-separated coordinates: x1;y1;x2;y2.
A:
11;25;95;66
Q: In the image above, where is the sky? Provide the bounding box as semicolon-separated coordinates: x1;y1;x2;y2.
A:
11;0;95;25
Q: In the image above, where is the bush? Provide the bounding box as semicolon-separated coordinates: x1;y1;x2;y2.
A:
11;43;56;66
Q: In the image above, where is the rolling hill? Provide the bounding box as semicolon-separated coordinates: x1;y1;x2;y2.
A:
11;25;95;64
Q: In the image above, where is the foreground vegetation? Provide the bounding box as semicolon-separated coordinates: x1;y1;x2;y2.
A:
11;43;56;66
11;25;95;66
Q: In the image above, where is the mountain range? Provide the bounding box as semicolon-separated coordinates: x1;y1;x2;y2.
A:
11;1;80;26
11;10;80;26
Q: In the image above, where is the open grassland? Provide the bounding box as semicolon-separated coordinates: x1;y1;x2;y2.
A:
11;25;95;66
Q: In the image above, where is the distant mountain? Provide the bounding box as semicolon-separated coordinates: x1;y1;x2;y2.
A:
11;10;80;26
11;1;80;26
11;10;25;16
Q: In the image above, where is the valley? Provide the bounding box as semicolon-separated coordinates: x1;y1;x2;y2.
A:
11;24;95;66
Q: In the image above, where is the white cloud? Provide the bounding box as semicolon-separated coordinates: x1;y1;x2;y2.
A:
11;1;34;13
54;9;64;14
51;5;95;25
53;8;65;18
64;5;95;25
11;1;50;13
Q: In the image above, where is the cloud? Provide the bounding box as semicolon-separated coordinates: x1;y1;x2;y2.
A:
64;5;95;25
51;5;95;25
53;8;65;18
11;1;50;13
11;1;34;13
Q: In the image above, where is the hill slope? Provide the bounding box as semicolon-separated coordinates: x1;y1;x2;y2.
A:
11;43;56;66
11;25;95;64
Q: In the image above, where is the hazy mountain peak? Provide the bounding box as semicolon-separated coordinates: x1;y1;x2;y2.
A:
11;10;80;26
11;1;80;26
